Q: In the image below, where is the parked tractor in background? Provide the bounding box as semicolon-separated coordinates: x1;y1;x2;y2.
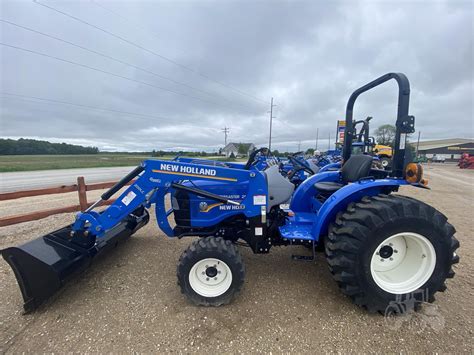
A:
459;152;474;169
413;155;428;163
352;116;394;168
374;144;393;167
2;73;458;316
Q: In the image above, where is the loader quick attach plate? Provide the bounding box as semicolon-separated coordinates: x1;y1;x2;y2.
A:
1;209;149;313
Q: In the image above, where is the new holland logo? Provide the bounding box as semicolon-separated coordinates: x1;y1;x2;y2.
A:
158;163;216;176
152;163;237;182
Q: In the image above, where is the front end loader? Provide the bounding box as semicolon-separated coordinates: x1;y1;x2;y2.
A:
2;73;459;315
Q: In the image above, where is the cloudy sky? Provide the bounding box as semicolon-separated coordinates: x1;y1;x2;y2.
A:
0;0;472;152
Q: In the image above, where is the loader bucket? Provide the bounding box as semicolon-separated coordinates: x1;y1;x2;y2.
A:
2;208;149;313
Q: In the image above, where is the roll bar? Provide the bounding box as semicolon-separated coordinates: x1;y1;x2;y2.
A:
343;73;415;177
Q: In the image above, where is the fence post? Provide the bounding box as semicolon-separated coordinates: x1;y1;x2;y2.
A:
77;176;88;211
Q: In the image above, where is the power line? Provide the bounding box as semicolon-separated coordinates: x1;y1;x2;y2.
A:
268;97;276;151
221;127;230;147
91;0;179;54
0;18;245;107
415;131;421;157
0;92;216;130
0;42;247;108
315;127;319;150
91;0;269;105
33;0;268;105
254;136;332;147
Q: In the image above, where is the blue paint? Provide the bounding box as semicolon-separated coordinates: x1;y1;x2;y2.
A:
72;158;409;247
73;159;267;237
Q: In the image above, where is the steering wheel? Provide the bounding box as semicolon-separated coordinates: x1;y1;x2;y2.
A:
287;154;315;175
286;154;316;181
244;147;269;170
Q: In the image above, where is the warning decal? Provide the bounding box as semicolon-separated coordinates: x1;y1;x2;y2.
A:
121;191;137;206
253;195;266;206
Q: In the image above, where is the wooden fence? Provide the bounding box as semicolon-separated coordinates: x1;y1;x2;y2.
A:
0;177;131;227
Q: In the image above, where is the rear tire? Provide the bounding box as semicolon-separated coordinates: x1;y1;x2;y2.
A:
177;237;245;306
326;194;459;313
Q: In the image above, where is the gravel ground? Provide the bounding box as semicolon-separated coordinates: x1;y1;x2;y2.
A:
0;163;472;353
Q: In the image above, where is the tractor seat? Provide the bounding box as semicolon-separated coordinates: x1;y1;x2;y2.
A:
314;154;373;193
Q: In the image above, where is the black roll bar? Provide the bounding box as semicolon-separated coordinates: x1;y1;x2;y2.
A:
343;73;415;177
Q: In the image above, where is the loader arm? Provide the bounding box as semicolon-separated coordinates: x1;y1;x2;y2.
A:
72;159;268;238
2;159;268;313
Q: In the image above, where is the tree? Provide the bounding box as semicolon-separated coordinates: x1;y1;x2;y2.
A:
374;124;396;146
237;143;248;155
306;148;315;155
0;138;99;155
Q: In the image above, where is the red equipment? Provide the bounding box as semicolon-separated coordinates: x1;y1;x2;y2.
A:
458;152;474;169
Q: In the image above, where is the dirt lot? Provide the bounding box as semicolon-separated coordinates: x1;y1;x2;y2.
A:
0;164;472;353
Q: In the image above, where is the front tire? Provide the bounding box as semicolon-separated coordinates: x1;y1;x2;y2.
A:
177;237;245;306
326;194;459;313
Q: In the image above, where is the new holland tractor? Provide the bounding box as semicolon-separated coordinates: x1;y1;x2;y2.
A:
279;152;320;185
2;73;459;314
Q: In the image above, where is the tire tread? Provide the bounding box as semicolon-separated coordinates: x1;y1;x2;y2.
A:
326;194;459;312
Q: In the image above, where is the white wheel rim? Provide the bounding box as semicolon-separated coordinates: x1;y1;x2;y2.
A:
188;258;232;297
382;159;389;167
370;232;436;294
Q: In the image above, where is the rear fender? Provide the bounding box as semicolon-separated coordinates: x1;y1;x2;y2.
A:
319;162;341;173
312;179;407;239
290;171;340;212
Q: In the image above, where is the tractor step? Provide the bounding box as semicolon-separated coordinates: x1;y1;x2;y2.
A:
291;253;315;262
279;215;316;261
279;224;314;242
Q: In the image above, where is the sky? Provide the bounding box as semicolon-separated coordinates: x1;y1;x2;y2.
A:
0;0;473;152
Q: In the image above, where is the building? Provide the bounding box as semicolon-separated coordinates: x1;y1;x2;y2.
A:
222;142;255;158
413;138;474;162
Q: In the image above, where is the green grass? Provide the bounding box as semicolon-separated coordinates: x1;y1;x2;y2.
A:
0;154;246;172
0;154;155;172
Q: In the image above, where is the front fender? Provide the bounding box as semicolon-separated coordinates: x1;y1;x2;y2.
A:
313;179;408;238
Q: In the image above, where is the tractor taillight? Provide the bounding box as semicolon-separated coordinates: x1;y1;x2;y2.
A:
405;163;426;184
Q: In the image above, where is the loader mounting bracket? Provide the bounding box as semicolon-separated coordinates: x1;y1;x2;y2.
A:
397;115;415;134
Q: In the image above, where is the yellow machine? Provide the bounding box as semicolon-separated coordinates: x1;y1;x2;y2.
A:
374;144;393;167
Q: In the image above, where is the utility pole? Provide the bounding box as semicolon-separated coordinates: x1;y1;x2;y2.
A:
268;97;276;152
328;132;331;151
415;131;421;157
298;141;301;152
315;128;319;151
221;127;230;147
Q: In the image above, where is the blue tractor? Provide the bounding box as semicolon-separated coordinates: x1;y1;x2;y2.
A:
279;152;319;186
2;73;459;314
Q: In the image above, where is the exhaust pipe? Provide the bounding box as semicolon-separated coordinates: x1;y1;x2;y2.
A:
2;207;149;313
